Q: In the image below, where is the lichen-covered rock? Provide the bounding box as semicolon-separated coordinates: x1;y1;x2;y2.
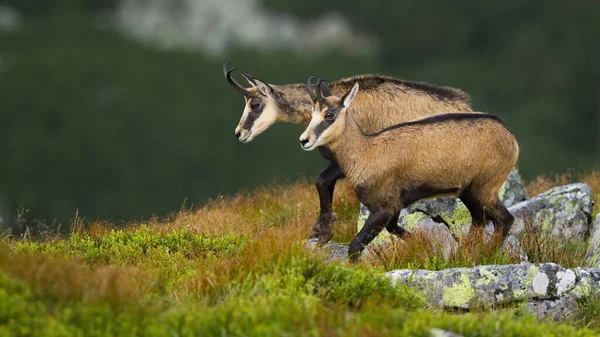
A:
569;267;600;298
509;183;593;240
386;263;577;309
306;238;350;263
398;197;475;239
499;168;529;208
526;296;580;322
585;214;600;267
403;217;459;260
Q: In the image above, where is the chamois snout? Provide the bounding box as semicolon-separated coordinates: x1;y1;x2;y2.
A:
299;131;316;150
234;126;252;143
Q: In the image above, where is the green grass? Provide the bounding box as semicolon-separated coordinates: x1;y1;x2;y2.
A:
1;175;600;336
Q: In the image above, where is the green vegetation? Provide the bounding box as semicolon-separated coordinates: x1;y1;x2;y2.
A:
1;177;599;336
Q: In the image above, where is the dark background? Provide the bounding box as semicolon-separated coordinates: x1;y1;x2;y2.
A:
1;0;598;229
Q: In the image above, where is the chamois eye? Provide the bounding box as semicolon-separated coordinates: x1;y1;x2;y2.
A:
324;111;335;120
250;101;261;110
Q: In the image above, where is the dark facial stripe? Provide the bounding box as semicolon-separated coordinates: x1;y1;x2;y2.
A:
241;100;264;131
313;119;334;140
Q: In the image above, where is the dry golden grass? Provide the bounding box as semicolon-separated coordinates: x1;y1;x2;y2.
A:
0;245;151;306
152;178;359;241
366;228;516;270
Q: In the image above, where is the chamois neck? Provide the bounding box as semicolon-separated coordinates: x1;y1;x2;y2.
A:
328;112;370;179
272;84;314;125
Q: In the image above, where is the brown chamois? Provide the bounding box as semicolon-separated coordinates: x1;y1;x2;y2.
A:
223;62;474;245
299;79;519;261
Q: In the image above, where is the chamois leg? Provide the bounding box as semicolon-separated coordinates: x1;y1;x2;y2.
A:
459;191;486;228
484;199;515;239
348;210;391;262
309;161;345;245
459;190;487;240
385;212;408;238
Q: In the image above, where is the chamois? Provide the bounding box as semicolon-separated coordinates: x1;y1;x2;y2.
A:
223;62;474;245
299;79;519;261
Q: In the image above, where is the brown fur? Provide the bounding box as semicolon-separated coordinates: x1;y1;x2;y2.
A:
302;85;519;258
327;110;519;213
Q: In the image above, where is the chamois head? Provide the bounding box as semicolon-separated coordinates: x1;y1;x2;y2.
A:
223;62;279;143
299;78;359;151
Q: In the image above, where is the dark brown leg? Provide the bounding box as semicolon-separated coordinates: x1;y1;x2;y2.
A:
484;199;515;239
348;210;391;262
309;161;345;245
384;212;407;238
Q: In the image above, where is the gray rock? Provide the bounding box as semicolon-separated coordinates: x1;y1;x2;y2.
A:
384;263;600;321
500;168;529;208
569;267;600;298
526;296;580;322
306;239;363;263
430;328;464;337
585;214;600;267
386;263;577;309
403;217;459;260
509;183;593;240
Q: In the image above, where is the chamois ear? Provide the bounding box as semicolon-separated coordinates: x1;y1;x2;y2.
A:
254;78;273;97
240;72;257;87
342;82;359;108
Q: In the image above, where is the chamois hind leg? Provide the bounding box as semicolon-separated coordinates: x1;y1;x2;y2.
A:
484;199;515;239
385;212;408;238
309;161;345;245
459;190;486;228
459;189;487;240
348;209;391;262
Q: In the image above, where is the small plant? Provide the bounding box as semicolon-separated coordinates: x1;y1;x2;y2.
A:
577;286;600;330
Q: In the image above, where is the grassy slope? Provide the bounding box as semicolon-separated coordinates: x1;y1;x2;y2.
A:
0;172;599;336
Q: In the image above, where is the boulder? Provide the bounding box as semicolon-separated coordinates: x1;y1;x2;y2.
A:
508;183;593;239
526;297;580;322
386;263;576;309
306;238;351;263
385;263;600;321
499;168;529;208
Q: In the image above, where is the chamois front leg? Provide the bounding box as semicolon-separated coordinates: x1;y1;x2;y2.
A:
348;209;392;262
385;212;408;238
309;161;345;245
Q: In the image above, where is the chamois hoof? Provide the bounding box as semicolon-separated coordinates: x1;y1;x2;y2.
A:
317;231;334;246
308;230;320;240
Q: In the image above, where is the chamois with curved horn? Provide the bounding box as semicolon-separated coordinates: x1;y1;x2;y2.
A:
300;79;519;261
223;62;474;246
223;62;249;96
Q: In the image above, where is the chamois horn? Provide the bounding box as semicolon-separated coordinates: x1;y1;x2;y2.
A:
316;78;332;101
223;61;249;96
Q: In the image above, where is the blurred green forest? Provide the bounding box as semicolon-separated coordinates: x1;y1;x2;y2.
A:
1;1;598;228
